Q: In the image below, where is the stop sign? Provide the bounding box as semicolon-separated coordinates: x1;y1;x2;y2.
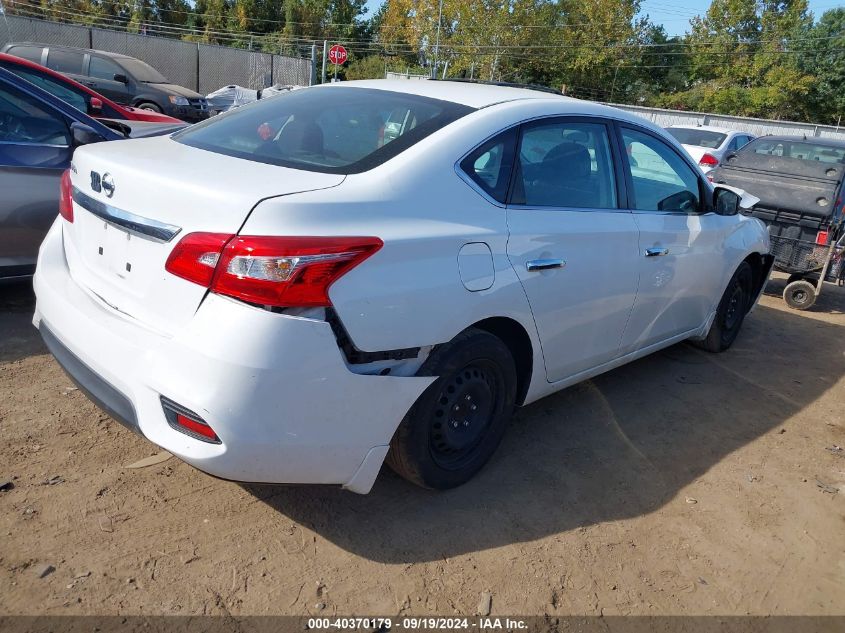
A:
328;44;347;66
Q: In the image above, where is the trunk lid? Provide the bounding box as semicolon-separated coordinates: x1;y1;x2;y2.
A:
680;144;707;164
65;135;344;334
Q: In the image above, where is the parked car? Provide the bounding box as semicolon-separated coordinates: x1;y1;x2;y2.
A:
710;135;845;308
665;125;755;174
0;66;186;281
33;80;772;493
0;53;182;124
1;43;210;122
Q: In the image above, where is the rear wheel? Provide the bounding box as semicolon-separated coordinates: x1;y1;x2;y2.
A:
693;261;753;353
783;279;816;310
137;101;162;113
386;328;516;490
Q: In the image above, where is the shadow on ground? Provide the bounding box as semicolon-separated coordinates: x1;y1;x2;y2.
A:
0;280;44;364
245;298;844;563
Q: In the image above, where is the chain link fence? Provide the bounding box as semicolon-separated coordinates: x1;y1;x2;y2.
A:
0;14;314;93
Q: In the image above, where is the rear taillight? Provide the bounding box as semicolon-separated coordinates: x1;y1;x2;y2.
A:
816;230;829;245
699;153;719;167
59;169;73;223
165;233;383;308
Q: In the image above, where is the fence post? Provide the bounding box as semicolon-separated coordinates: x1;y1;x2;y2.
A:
310;42;317;86
88;26;92;49
195;42;200;93
321;40;327;84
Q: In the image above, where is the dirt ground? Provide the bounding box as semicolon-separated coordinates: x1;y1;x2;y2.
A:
1;274;843;617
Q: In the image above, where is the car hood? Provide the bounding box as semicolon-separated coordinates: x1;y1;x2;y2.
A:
99;118;187;138
146;82;203;99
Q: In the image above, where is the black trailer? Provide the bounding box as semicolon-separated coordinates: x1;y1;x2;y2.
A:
710;136;845;309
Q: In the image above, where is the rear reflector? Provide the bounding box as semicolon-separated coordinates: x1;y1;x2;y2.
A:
59;169;73;223
161;397;220;444
816;230;829;245
699;153;719;167
166;233;383;308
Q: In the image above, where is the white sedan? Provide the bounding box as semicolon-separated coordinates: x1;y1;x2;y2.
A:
33;80;773;493
665;125;755;174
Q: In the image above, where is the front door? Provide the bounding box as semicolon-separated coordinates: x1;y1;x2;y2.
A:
0;81;72;276
617;125;727;353
505;117;640;382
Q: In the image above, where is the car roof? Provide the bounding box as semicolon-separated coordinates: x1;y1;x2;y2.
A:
3;41;135;61
667;124;742;134
325;79;573;109
752;135;845;149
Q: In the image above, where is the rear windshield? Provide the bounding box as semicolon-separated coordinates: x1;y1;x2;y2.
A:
173;87;474;174
666;127;727;149
117;58;168;83
746;138;845;164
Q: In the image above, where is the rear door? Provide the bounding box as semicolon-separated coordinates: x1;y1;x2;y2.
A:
0;80;73;276
505;116;640;382
618;125;726;352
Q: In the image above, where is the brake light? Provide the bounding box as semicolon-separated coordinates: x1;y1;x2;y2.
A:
165;233;383;308
816;230;829;245
59;169;73;222
699;153;719;167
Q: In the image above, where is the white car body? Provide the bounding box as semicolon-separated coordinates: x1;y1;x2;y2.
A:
665;125;756;174
33;80;772;493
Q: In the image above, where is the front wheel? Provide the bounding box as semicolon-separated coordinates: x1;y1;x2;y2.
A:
693;261;753;353
386;328;517;490
783;279;816;310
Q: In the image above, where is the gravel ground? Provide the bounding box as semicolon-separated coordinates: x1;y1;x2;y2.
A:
1;275;843;616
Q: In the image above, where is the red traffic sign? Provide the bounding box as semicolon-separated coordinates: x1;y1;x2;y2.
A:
328;44;347;66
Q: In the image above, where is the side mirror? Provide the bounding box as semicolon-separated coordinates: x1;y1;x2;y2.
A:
88;97;103;115
113;73;129;84
713;184;759;216
70;121;106;147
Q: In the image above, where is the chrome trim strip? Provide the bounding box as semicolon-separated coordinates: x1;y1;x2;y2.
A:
71;187;182;243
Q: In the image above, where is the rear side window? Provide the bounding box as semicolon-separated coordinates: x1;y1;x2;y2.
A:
511;119;618;209
459;129;517;204
8;46;44;64
47;49;85;75
174;87;474;174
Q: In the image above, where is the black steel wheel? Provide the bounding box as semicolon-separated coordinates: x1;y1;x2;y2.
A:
386;328;517;489
692;261;753;353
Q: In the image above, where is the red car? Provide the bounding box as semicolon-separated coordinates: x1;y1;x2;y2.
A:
0;52;181;124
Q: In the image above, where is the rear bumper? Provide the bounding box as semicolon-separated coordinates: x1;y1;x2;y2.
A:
33;220;432;493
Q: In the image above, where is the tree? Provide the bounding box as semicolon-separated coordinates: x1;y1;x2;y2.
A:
801;8;845;124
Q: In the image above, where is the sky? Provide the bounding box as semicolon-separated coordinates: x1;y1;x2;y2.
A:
364;0;845;34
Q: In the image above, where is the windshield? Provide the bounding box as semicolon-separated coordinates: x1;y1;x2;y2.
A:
667;128;727;149
117;58;168;83
747;138;845;164
173;87;474;174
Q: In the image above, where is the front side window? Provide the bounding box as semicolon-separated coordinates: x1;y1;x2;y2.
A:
459;129;517;204
1;64;88;113
0;84;70;146
89;56;124;82
622;128;701;213
175;87;474;174
511;119;617;209
46;50;85;75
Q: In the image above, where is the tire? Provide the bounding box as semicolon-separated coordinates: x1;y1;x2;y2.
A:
783;279;816;310
787;273;805;286
137;102;162;113
386;328;517;490
693;261;753;353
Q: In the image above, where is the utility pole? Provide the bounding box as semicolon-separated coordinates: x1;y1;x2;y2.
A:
321;40;328;84
432;0;443;78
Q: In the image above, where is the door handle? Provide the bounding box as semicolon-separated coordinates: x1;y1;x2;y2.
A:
644;247;670;257
526;258;566;272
